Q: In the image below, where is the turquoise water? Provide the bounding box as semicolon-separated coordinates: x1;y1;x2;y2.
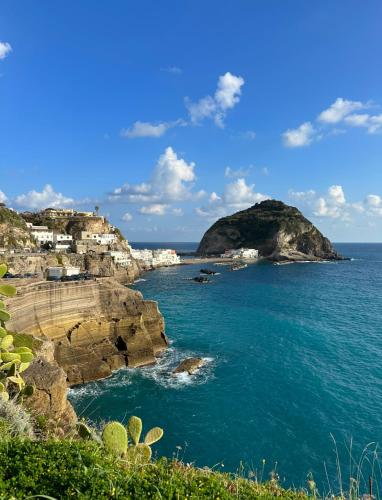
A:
70;243;382;490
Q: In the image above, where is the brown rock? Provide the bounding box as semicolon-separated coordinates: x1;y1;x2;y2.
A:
7;278;168;385
173;357;205;375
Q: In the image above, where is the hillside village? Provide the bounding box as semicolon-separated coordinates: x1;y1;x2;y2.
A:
0;204;181;279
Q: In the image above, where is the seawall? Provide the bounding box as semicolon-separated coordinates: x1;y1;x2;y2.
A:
6;278;168;385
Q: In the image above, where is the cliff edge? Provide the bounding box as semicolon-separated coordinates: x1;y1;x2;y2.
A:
6;278;168;385
197;200;342;261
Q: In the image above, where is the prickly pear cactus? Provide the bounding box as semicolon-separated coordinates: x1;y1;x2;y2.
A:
77;421;93;440
144;427;164;445
0;264;35;400
126;443;152;464
102;421;128;457
128;416;142;445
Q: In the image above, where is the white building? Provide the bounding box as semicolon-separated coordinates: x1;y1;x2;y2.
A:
104;251;132;267
53;233;73;252
222;248;259;259
47;266;80;279
29;225;54;245
79;232;117;245
63;266;80;276
53;233;73;243
153;249;181;266
131;248;181;267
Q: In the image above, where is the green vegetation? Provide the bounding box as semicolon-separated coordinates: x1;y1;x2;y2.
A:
0;264;35;402
113;226;126;241
0;208;27;230
78;415;164;465
0;439;307;499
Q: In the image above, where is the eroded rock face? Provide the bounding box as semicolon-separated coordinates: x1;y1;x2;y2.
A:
23;339;77;432
7;278;168;385
197;200;342;261
173;357;205;375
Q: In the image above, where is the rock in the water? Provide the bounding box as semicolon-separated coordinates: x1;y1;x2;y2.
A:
173;357;205;375
197;199;343;262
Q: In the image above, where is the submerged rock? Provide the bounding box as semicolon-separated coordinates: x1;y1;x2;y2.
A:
197;199;343;262
173;357;205;375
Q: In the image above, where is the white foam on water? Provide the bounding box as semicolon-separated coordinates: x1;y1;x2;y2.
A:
133;278;147;284
139;347;216;389
68;346;216;401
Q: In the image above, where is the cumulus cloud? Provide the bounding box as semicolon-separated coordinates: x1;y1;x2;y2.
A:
224;166;252;178
185;72;244;128
196;178;269;219
110;147;198;217
0;190;7;203
344;113;382;134
282;97;380;147
122;212;133;221
365;194;382;216
318;98;366;124
0;42;12;60
15;184;75;210
282;122;316;148
139;204;168;216
289;185;382;221
121;119;186;139
121;121;169;138
289;185;347;219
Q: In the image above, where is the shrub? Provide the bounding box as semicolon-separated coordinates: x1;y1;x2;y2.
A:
0;399;34;440
0;439;307;499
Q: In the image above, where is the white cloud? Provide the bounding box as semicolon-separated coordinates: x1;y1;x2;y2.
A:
122;212;133;221
0;42;12;60
152;146;196;201
365;194;382;216
121;119;186;139
185;72;244;128
139;204;168;216
318;98;366;124
121;121;169;138
283;98;380;147
345;113;382;134
282;122;316;148
0;190;7;203
15;184;74;210
288;189;317;202
215;72;245;110
209;192;221;202
196;178;269;219
111;147;198;216
224;166;252;178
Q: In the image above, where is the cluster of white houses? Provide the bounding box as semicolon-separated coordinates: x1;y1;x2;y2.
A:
130;248;181;267
221;248;259;259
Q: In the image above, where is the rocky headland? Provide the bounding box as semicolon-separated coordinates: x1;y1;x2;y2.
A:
6;278;167;386
197;199;343;262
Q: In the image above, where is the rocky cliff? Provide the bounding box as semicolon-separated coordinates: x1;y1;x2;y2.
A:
6;279;168;385
0;207;37;250
197;200;342;261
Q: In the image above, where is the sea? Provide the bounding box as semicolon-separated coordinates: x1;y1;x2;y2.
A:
69;243;382;492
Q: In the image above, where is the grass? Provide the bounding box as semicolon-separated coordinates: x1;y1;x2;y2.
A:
0;439;308;499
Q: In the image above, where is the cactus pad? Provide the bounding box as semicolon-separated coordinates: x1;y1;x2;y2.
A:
144;427;164;445
128;416;142;445
102;421;128;457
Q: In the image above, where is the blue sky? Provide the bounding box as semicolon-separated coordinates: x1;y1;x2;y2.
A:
1;1;381;242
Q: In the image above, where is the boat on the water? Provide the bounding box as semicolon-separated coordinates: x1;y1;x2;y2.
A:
230;262;248;271
192;276;211;283
200;268;217;275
